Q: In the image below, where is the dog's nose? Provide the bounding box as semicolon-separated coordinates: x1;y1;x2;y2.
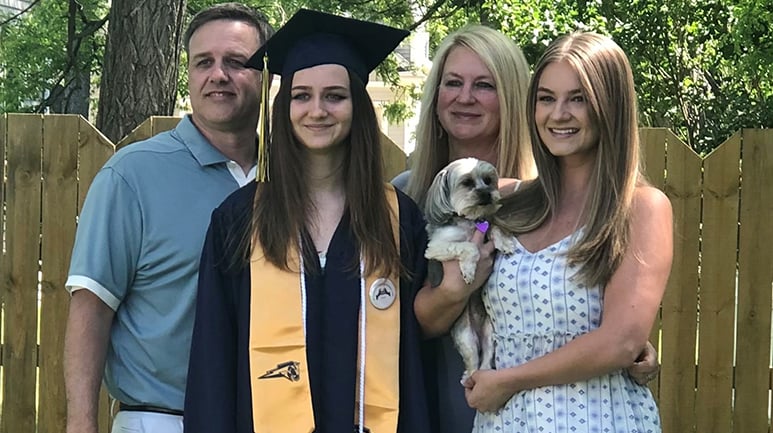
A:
476;191;493;204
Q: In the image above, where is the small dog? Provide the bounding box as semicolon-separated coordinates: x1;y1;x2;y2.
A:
423;157;515;380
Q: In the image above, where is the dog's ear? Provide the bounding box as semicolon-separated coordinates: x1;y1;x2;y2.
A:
479;160;500;185
424;168;456;225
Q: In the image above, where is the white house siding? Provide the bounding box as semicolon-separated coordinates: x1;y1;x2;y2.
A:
0;0;32;14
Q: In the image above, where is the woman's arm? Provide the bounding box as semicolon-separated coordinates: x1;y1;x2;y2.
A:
414;176;518;336
465;186;673;412
414;230;496;337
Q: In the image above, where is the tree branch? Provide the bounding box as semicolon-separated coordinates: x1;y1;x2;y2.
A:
408;0;453;31
35;0;107;113
0;0;41;27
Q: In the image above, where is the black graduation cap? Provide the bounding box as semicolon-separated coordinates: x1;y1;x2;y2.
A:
245;9;409;84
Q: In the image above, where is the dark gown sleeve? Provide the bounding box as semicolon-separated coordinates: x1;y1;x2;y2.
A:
395;189;441;433
184;184;256;433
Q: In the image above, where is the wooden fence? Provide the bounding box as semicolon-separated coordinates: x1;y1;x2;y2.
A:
0;114;770;433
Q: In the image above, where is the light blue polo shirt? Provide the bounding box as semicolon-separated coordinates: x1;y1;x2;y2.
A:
66;115;254;410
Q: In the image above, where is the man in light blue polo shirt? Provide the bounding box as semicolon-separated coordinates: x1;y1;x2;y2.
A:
62;4;274;433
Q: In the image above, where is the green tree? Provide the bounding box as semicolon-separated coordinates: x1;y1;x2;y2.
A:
451;0;772;153
2;0;769;151
731;0;773;131
0;0;107;117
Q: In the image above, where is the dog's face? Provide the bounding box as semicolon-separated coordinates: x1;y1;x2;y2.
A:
425;157;501;224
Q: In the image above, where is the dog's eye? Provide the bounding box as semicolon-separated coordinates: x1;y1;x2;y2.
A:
461;178;475;188
482;176;493;185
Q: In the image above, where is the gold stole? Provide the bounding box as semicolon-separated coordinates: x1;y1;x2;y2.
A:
249;184;401;433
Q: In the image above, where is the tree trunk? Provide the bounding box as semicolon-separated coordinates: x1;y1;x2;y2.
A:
48;0;93;118
48;73;91;117
96;0;186;142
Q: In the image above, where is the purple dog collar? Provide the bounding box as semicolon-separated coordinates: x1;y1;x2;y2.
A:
475;220;490;234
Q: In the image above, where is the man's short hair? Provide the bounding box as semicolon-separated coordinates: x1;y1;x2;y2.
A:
183;2;275;53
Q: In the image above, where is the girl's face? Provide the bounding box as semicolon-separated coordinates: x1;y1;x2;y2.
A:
290;64;353;151
534;60;598;162
435;46;501;145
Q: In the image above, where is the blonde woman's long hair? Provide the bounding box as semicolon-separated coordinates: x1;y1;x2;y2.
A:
498;32;646;288
405;25;536;209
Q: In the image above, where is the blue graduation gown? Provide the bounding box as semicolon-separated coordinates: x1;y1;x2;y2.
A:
184;182;439;433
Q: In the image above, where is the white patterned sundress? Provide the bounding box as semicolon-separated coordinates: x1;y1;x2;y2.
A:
473;232;661;433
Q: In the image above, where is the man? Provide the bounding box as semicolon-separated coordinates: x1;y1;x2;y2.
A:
63;4;274;433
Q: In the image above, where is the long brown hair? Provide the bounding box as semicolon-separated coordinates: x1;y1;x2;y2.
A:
237;69;401;278
499;32;646;287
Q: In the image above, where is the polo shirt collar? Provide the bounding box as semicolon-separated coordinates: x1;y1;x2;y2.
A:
175;115;246;167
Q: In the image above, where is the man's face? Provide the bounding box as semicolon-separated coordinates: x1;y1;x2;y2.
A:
187;19;262;134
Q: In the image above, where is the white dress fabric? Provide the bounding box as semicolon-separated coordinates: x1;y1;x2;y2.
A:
473;232;661;433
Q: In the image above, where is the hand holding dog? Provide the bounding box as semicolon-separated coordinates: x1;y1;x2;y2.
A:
438;229;496;299
415;229;496;338
628;341;660;385
464;369;514;413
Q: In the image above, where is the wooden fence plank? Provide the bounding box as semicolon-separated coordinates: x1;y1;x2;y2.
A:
76;117;115;433
381;131;407;181
150;116;180;136
641;128;668;189
659;130;702;433
77;117;114;210
0;114;5;425
38;115;79;433
733;129;773;433
695;132;741;433
640;127;667;400
115;117;153;151
0;115;5;302
0;114;6;348
1;114;43;433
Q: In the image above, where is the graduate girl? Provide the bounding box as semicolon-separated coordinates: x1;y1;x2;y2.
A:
184;9;436;433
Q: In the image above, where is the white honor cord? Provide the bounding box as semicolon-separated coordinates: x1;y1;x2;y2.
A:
299;246;308;335
358;259;366;433
298;243;367;433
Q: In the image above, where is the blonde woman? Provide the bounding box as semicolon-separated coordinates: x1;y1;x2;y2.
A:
393;25;535;208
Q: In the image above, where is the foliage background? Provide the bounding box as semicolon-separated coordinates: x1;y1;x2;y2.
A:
0;0;107;117
1;0;770;154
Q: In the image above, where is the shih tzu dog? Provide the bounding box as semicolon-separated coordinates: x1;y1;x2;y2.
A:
423;157;515;380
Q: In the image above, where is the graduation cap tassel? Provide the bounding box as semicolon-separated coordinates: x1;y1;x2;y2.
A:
256;53;270;182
